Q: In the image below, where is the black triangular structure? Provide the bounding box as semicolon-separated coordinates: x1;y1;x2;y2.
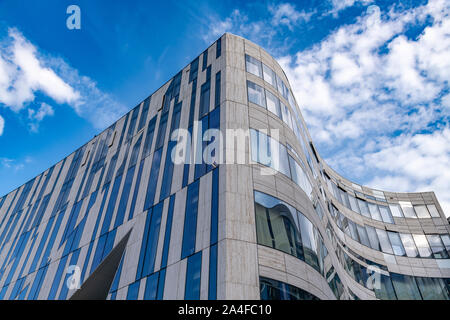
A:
69;229;132;300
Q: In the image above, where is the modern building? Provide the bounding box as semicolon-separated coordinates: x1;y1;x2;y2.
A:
0;33;449;300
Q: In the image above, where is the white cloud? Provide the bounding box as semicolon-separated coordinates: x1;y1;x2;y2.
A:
0;28;127;130
0;115;4;136
0;156;30;171
366;129;450;216
27;102;54;132
205;1;450;216
279;0;450;147
28;102;54;122
270;3;314;30
0;29;79;111
327;0;374;18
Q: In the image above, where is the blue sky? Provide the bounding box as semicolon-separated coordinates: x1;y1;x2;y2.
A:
0;0;449;216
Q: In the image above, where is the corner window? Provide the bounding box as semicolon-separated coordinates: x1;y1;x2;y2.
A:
414;205;431;218
426;204;440;217
426;235;449;259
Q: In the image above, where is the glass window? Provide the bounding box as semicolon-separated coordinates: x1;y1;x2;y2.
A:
379;205;394;224
368;203;382;221
374;274;397;300
339;189;351;208
426;235;449;259
247;81;266;107
126;106;140;141
160;195;176;269
390;273;422;300
348;194;360;214
280;102;293;129
265;89;281;118
144;272;159;300
262;64;277;87
250;129;290;177
185;251;202;300
375;229;394;254
254;191;304;260
138;96;151;131
365;225;381;251
271;138;291;177
156;268;166;300
214;71;221;108
426;204;440;218
441;234;450;254
126;281;140;300
113;165;136;228
348;220;359;242
400;233;419;258
400;201;416;218
216;38;221;58
245;54;262;77
202;49;208;71
100;173;123;235
387;232;406;256
143;148;162;210
356;224;370;247
141;202;163;278
199;79;211;118
128;159;145;220
260;277;319;300
210;168;219;245
155;113;168;150
181;180;200;259
275;74;284;96
414;205;431;218
159;103;183;201
208;244;218;300
389;204;403;217
298;211;320;272
416;277;450;300
413;234;432;258
357;199;371;218
142;116;157;158
288;155;312;197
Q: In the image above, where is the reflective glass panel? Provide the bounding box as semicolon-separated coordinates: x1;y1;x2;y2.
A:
413;234;432;258
245;54;262;77
400;233;418;258
414;205;431;218
247;81;266;107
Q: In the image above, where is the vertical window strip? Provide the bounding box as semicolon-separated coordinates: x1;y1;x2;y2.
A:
181;180;200;259
160;195;176;269
185;251;202;299
208;244;218;300
215;71;221;108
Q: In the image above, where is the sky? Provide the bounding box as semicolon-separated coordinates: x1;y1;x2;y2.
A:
0;0;449;216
